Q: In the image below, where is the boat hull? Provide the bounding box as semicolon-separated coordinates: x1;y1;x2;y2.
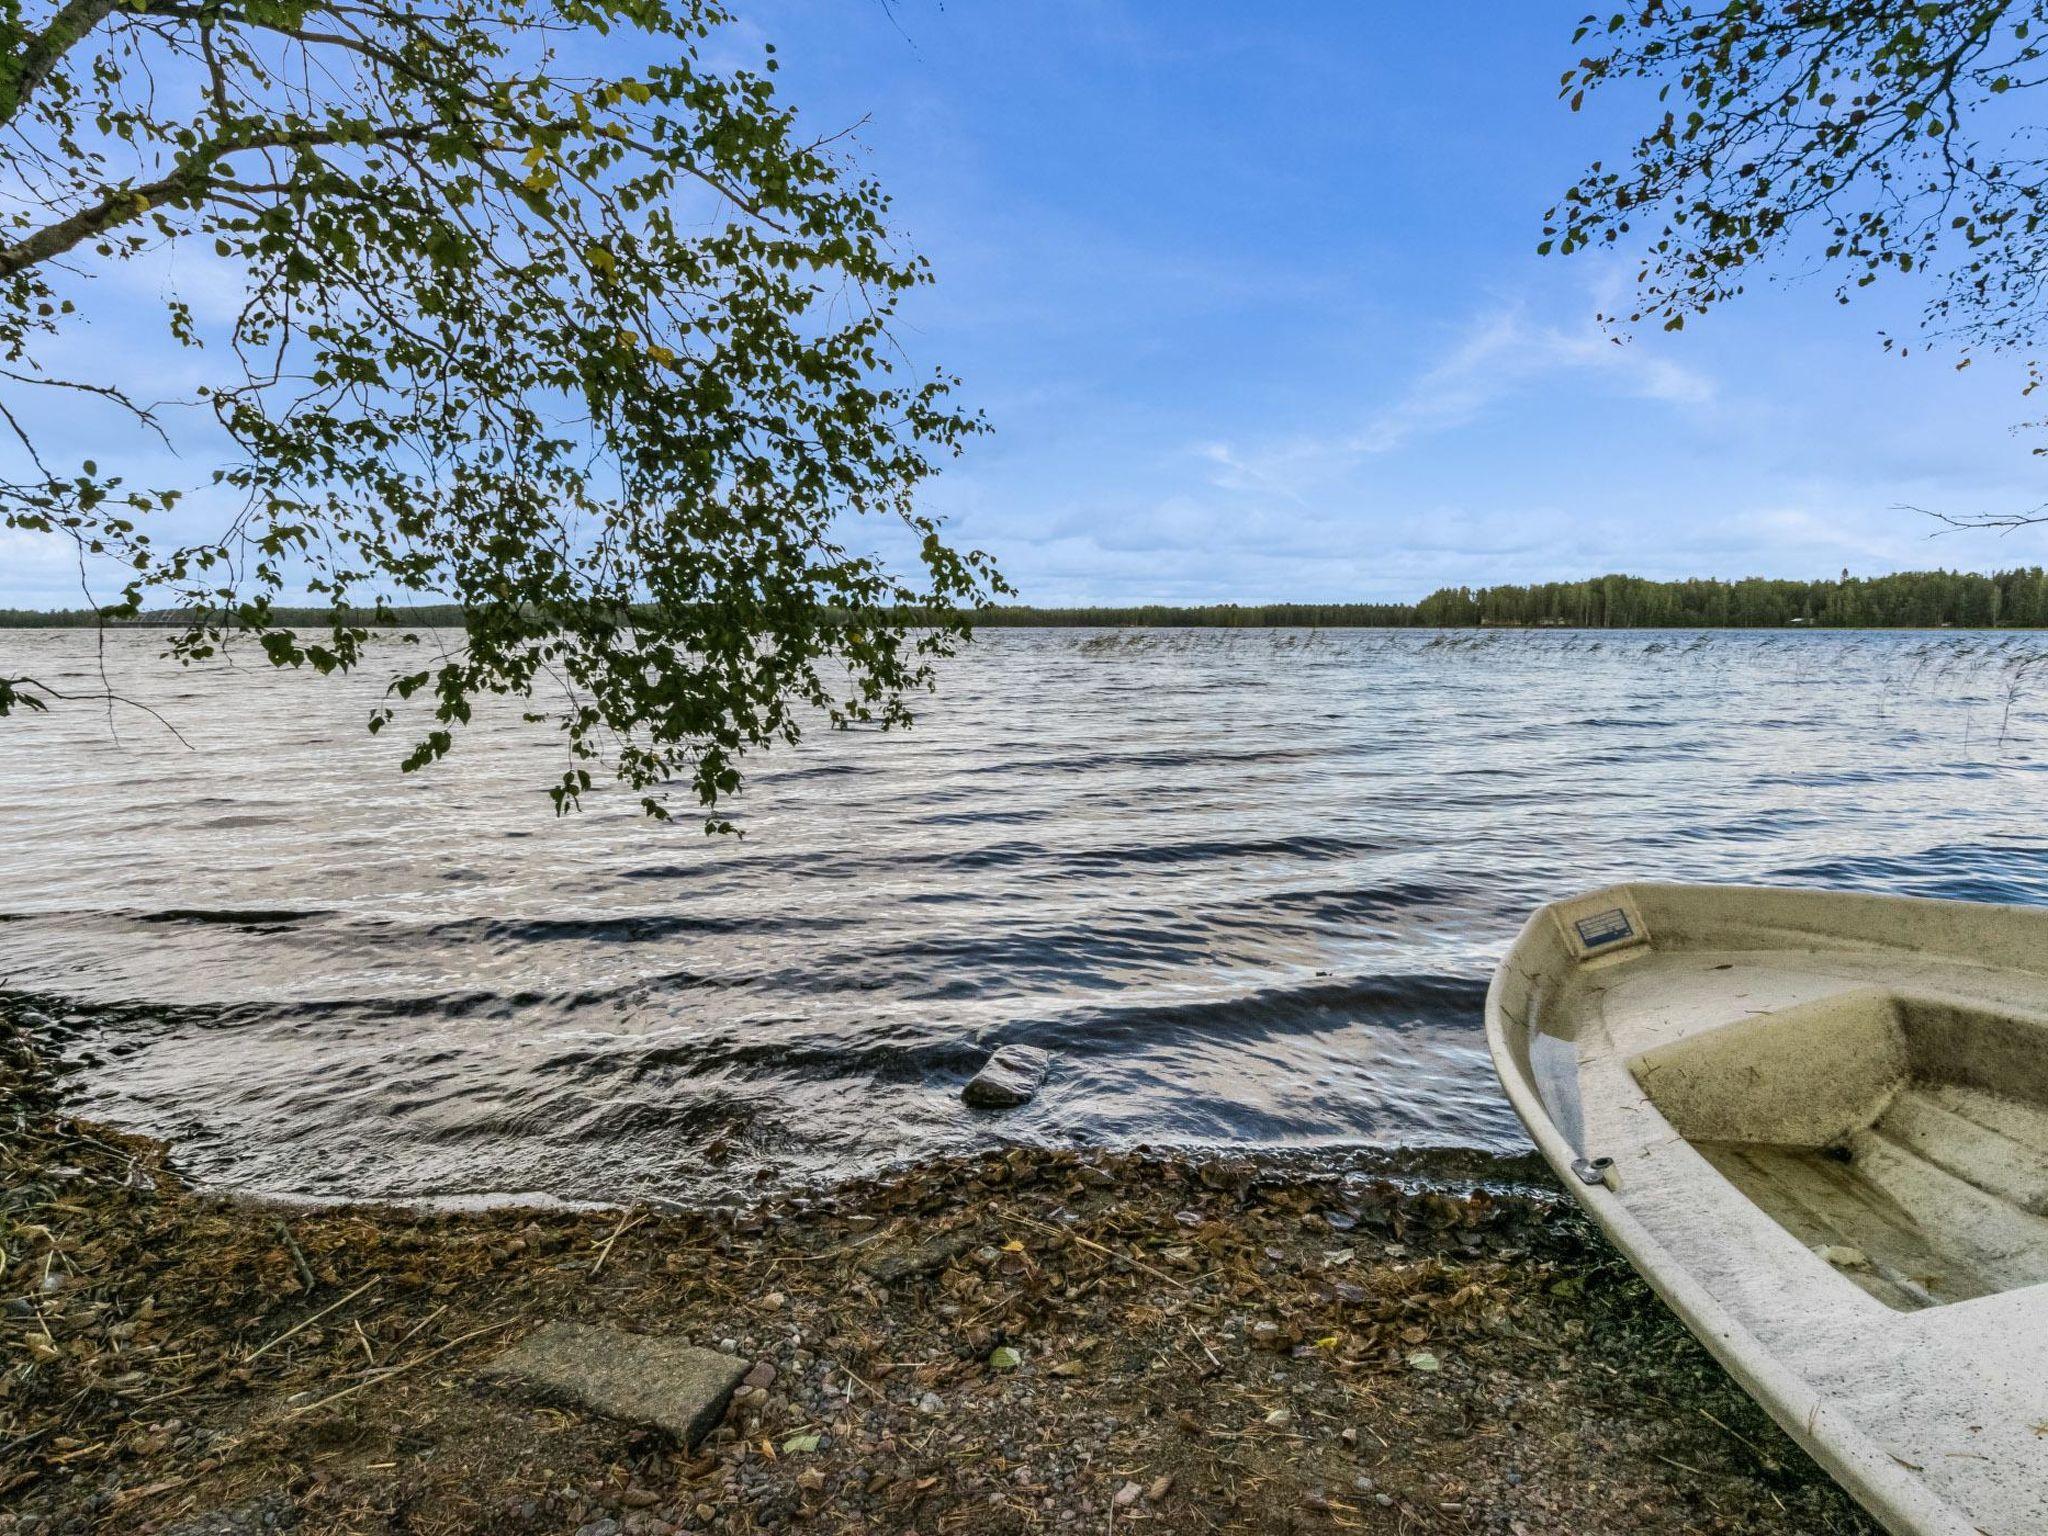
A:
1486;883;2048;1536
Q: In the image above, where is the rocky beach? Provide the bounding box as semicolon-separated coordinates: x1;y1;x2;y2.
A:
0;1014;1879;1536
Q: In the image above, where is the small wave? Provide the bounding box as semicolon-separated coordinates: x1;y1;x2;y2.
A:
1765;843;2048;905
1023;973;1489;1055
134;907;330;927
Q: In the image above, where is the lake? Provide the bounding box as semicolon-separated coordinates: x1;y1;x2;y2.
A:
2;626;2045;1205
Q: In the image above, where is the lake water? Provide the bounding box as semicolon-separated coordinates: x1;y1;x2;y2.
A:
3;626;2046;1205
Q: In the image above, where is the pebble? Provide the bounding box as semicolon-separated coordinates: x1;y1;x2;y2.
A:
1113;1483;1142;1507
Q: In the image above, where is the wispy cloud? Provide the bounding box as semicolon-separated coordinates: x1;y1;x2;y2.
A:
1194;300;1717;504
1349;304;1714;455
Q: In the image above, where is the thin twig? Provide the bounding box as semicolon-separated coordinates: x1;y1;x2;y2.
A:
1008;1215;1189;1291
288;1318;514;1414
589;1210;646;1277
246;1279;376;1362
273;1218;317;1293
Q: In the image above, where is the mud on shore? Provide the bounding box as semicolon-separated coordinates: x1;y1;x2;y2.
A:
0;1020;1876;1535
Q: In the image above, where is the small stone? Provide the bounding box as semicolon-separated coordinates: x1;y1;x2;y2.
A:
743;1361;777;1390
575;1522;620;1536
761;1292;786;1310
1113;1483;1142;1508
1814;1244;1870;1269
961;1045;1053;1108
918;1391;945;1415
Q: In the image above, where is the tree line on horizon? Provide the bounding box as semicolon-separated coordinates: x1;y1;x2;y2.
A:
7;567;2048;631
977;567;2048;628
1410;568;2048;629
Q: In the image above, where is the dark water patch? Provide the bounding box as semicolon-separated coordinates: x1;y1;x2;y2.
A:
461;912;842;944
135;907;330;928
912;805;1058;827
939;739;1360;777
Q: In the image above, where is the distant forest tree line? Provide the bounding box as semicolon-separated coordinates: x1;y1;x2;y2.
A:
1409;568;2048;629
7;568;2048;631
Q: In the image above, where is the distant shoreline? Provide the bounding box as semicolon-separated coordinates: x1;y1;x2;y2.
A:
5;565;2048;631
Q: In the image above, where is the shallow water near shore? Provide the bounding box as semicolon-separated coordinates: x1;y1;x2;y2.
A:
2;625;2046;1205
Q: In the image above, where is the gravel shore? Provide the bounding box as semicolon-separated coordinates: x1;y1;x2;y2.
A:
1;1017;1877;1535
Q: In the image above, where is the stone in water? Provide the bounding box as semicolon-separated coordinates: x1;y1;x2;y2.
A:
962;1045;1052;1107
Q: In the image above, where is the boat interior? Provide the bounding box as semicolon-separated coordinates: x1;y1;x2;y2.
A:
1629;988;2048;1312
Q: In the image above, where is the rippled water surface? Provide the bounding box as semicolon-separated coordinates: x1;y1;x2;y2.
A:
3;626;2047;1203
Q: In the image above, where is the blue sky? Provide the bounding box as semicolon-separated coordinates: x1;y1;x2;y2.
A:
743;1;2048;602
6;1;2048;607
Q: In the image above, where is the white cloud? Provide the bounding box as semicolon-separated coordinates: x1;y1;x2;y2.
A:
1193;298;1718;506
0;526;107;609
1351;304;1715;455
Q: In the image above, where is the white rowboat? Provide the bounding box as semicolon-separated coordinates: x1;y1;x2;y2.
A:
1485;884;2048;1536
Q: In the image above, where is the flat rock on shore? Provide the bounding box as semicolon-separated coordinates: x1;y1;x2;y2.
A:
483;1322;747;1449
